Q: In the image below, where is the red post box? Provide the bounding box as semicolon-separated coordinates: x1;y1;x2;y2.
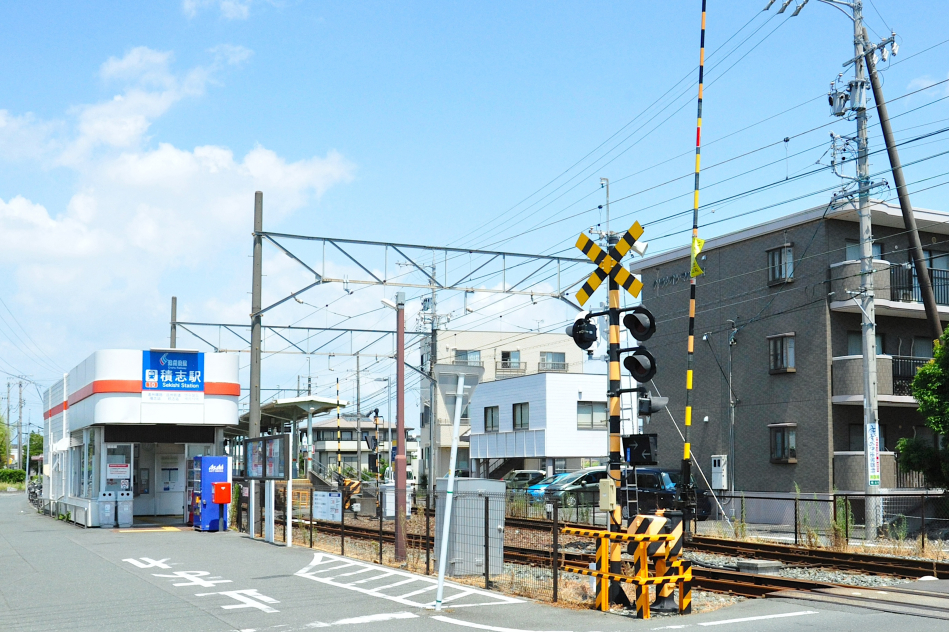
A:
213;482;232;505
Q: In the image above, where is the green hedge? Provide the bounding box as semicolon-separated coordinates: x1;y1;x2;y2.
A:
0;469;26;484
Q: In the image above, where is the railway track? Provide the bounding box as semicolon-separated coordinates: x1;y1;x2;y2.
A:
499;515;949;579
289;518;841;598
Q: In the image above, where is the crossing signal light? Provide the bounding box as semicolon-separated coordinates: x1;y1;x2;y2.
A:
623;306;655;341
566;311;598;350
637;394;669;425
624;348;657;382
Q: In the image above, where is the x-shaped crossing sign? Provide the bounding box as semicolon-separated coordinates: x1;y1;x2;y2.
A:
574;221;645;306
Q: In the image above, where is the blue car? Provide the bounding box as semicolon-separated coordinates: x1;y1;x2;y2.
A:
525;472;573;499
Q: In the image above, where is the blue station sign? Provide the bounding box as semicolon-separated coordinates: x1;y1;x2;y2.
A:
142;351;205;403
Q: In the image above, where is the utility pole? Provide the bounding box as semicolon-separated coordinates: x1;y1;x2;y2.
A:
5;381;9;468
356;355;362;477
18;381;23;471
250;191;263;440
248;191;263;539
170;296;177;348
863;28;941;340
394;292;407;561
727;322;737;502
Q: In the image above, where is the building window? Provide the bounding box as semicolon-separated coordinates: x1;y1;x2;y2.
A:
912;336;934;358
845;240;884;261
847;330;884;356
454;349;481;366
768;333;796;373
540;351;567;372
767;244;794;285
484;406;499;432
577;401;608;429
513;402;529;430
769;424;797;463
500;350;522;368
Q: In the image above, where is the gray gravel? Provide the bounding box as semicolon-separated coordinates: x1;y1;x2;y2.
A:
685;550;914;587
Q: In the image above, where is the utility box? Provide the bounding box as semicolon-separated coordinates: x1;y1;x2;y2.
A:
435;478;504;577
98;491;116;528
711;455;728;490
117;491;134;528
598;478;616;512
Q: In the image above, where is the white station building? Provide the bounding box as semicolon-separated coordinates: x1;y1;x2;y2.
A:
42;349;240;527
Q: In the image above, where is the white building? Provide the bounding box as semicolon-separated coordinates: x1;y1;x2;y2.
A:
419;330;587;481
43;349;240;526
468;372;611;477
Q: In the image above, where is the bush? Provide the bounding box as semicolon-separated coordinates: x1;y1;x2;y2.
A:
0;469;26;484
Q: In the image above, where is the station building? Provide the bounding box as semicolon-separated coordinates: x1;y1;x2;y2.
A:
42;349;240;527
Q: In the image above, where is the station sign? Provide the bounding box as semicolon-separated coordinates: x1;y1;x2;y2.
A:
142;350;205;403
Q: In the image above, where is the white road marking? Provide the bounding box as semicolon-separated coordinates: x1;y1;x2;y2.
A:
333;612;419;625
153;570;233;588
196;588;281;613
123;557;171;569
295;552;522;609
430;616;571;632
697;610;819;626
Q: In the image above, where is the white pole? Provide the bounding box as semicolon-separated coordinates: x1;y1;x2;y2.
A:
248;479;256;538
307;409;313;475
435;374;466;610
286;473;293;547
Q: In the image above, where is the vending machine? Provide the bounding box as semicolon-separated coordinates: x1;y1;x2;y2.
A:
192;456;232;532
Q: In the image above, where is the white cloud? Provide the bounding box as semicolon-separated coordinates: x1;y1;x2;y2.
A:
0;45;355;365
183;0;251;20
210;44;254;67
906;72;949;98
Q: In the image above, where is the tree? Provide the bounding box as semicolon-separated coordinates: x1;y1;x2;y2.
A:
0;418;8;467
901;330;949;487
23;432;43;473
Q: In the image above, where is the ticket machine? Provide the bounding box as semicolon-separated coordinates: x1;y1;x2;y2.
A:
191;456;231;531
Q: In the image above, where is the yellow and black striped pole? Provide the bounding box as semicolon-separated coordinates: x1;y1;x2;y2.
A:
606;269;630;608
680;0;707;535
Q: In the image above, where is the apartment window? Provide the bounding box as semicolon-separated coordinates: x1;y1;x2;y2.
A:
484;406;499;432
770;424;797;463
845;241;884;261
577;401;608;429
912;336;934;358
847;331;885;356
454;349;481;366
540;351;567;372
513;402;529;430
768;333;795;373
767;244;794;285
501;350;521;368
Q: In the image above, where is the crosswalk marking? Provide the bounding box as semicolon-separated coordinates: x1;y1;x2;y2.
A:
295;552;522;609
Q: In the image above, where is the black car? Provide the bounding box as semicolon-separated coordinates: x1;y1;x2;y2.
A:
623;467;712;520
543;466;633;508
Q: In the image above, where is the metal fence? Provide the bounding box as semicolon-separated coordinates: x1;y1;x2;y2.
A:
697;492;949;548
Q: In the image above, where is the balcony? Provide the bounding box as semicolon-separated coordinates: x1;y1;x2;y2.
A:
452;359;484;367
831;355;927;406
829;260;949;320
495;361;527;378
538;361;569;373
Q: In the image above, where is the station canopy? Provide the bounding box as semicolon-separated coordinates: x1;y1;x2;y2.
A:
235;395;349;436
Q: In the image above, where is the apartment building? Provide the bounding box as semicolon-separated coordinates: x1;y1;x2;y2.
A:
419;330;586;481
630;200;948;494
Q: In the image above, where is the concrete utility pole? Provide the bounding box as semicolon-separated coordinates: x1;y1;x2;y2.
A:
18;381;22;471
727;322;737;501
395;291;407;561
250;192;263;440
863;29;942;340
170;296;177;349
5;381;9;468
851;1;883;537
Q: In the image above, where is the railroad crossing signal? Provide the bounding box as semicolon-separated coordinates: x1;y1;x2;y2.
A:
574;222;645;306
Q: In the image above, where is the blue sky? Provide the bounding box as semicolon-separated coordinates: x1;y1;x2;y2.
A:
0;1;947;429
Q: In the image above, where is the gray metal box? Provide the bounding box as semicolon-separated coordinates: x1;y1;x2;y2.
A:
98;491;116;528
117;491;134;528
434;478;505;577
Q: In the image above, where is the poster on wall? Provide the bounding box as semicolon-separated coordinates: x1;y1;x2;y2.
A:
243;435;290;481
142;350;205;403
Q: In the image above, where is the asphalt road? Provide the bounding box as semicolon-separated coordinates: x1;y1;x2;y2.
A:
1;493;945;631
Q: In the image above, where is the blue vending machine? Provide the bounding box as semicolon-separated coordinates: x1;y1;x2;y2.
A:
192;456;231;531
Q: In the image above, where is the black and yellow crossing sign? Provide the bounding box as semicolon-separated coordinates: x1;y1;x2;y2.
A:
574;222;645;306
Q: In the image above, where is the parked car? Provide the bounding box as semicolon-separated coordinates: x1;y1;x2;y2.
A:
625;467;712;520
525;471;573;499
543;467;618;508
501;469;545;490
